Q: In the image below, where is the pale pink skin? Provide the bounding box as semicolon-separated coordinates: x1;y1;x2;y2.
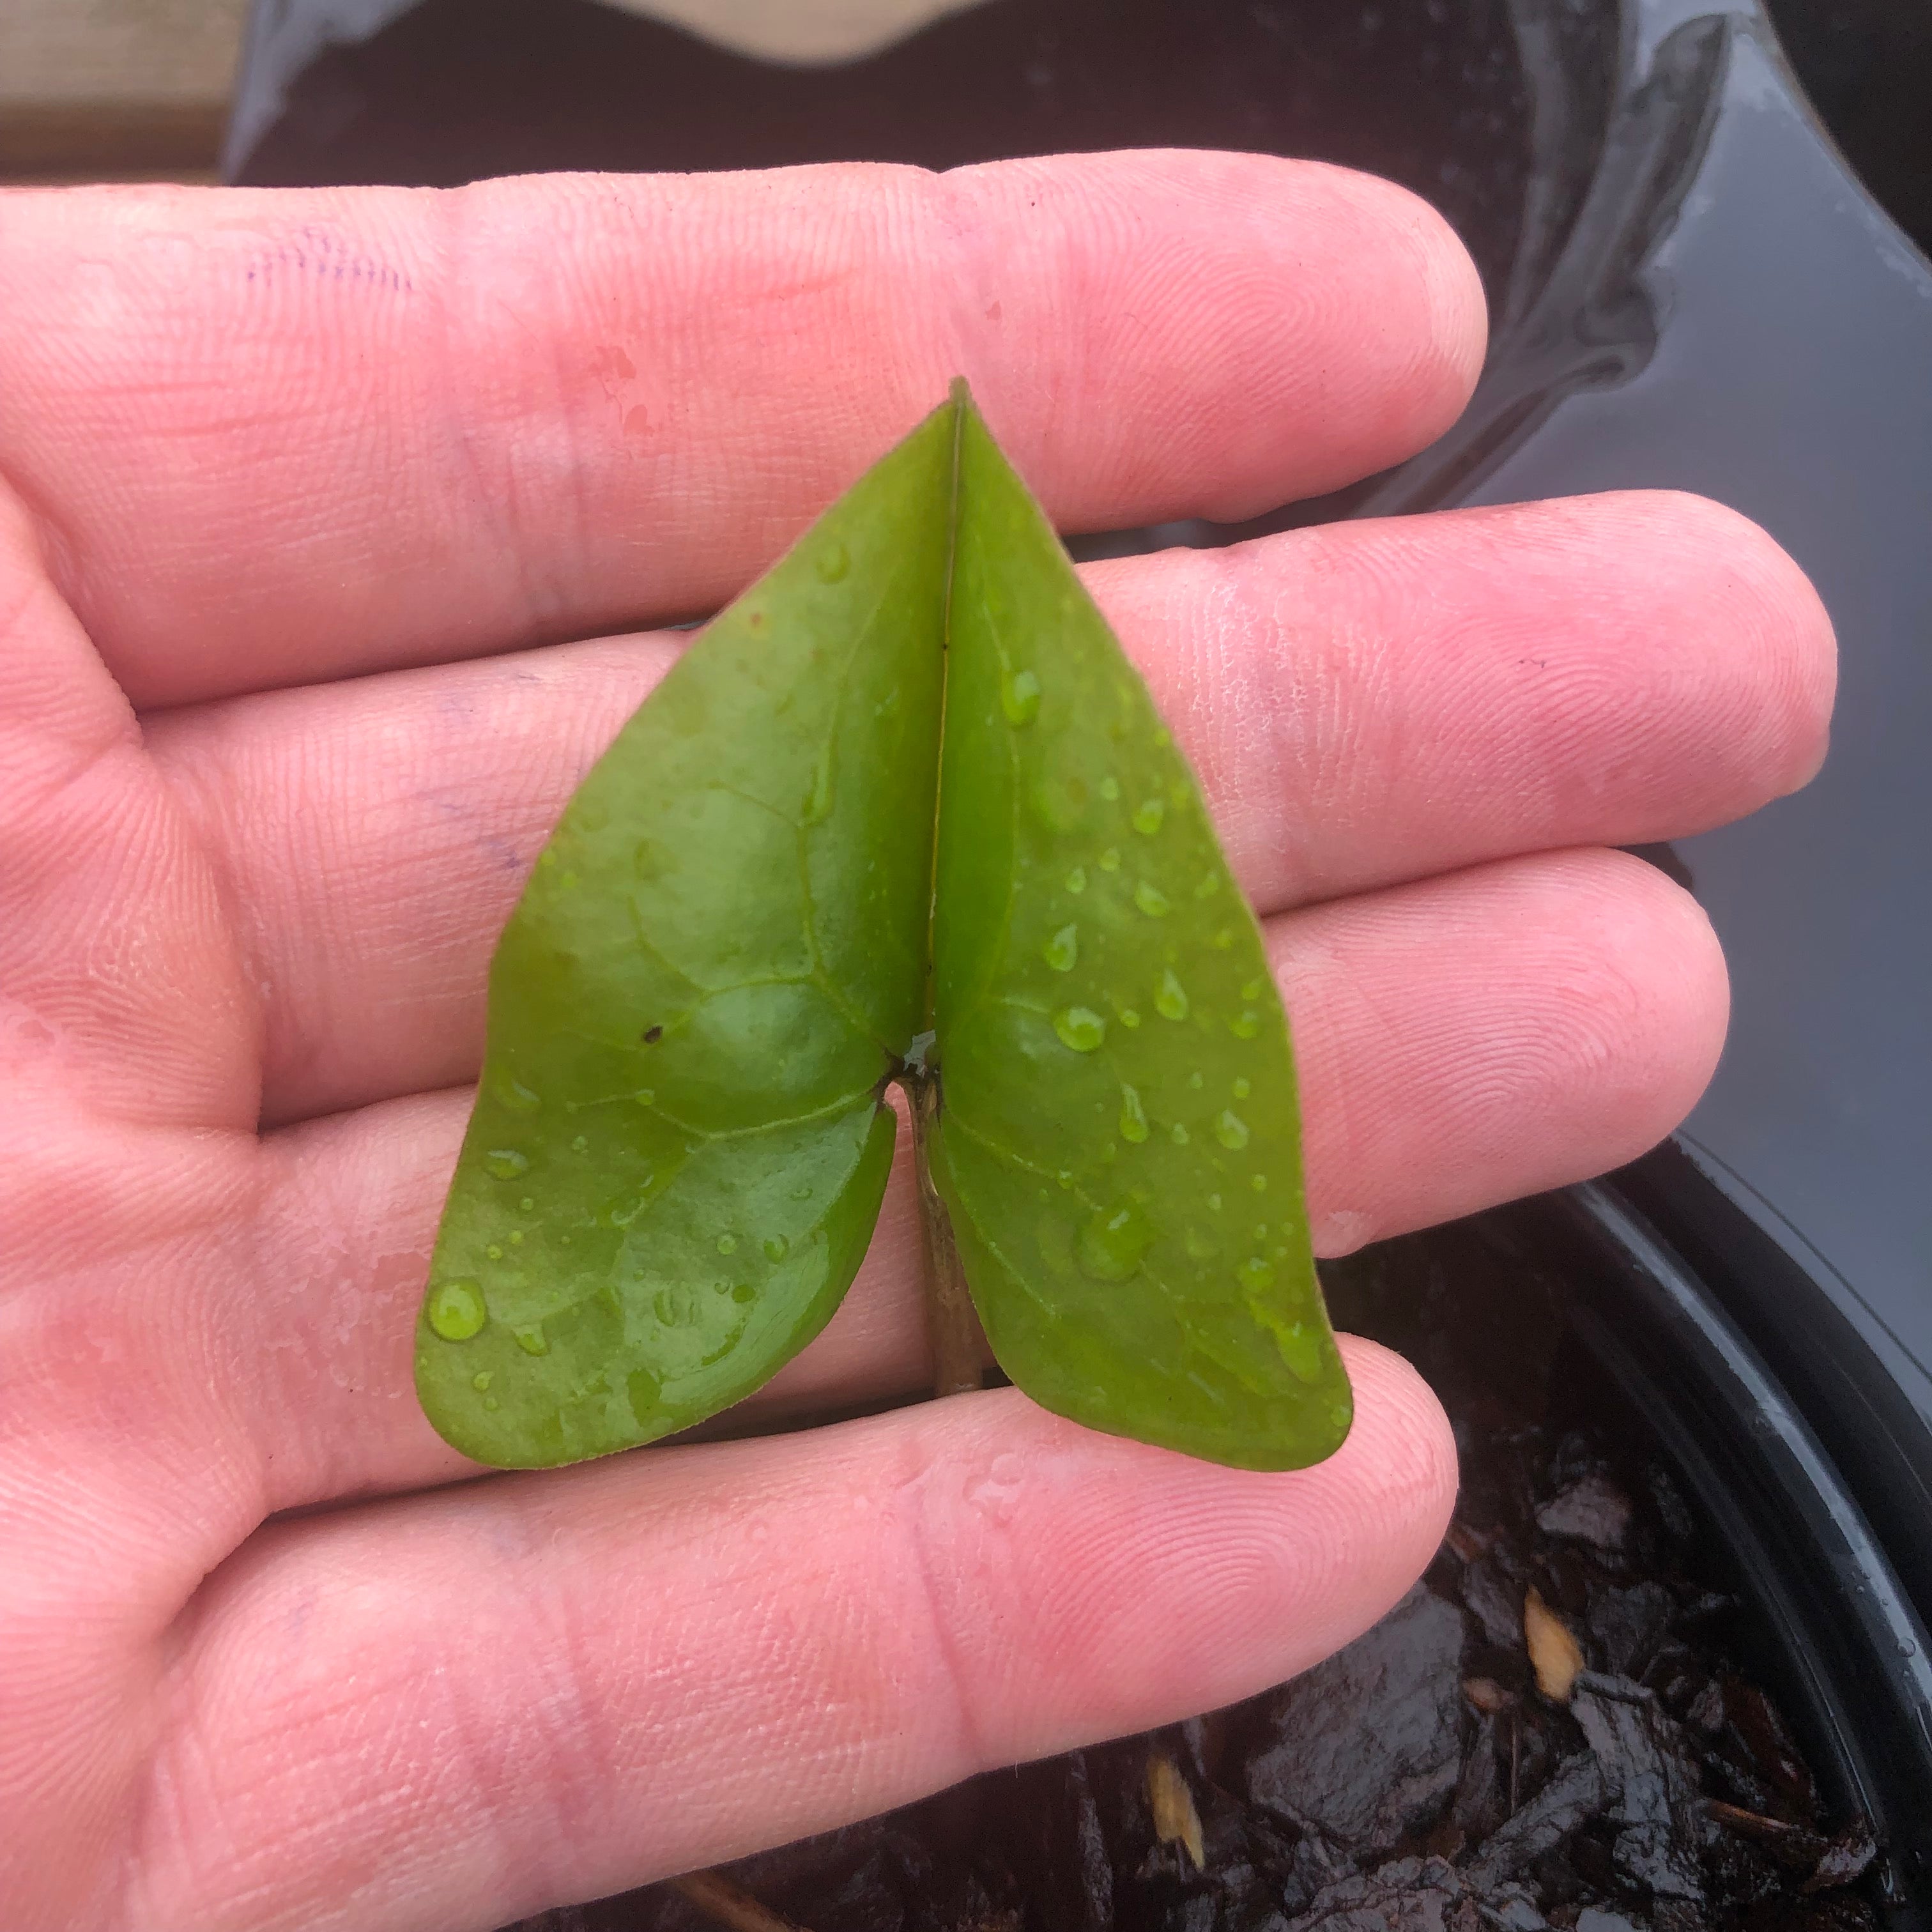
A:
0;153;1833;1932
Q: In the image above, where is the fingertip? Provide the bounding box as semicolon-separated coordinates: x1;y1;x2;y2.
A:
1330;1332;1460;1579
1650;493;1838;797
1591;846;1732;1123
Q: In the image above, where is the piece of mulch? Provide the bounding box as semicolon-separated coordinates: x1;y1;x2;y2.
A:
503;1224;1882;1932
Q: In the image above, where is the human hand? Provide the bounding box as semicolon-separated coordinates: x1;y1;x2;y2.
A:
0;153;1832;1932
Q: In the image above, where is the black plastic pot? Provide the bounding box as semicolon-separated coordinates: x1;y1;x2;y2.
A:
225;2;1932;1923
1498;1178;1932;1926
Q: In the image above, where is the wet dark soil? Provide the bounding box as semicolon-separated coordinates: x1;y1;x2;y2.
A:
504;1219;1880;1932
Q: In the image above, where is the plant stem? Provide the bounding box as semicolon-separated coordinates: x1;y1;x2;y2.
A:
908;1073;986;1397
671;1870;808;1932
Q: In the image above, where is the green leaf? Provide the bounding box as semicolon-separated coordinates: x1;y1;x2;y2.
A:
416;388;1349;1471
924;408;1350;1471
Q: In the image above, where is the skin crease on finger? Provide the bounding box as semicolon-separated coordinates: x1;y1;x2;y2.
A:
0;158;1836;1932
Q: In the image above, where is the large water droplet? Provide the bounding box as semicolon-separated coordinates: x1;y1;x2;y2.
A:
1170;1123;1190;1146
1154;968;1189;1020
815;537;850;583
1132;798;1165;836
518;1195;534;1213
762;1234;789;1262
1215;1110;1250;1151
716;1232;737;1255
1100;847;1121;872
1232;1077;1251;1100
1078;1198;1156;1282
1065;865;1087;894
1043;924;1079;972
1242;977;1267;1001
803;743;834;825
426;1278;486;1341
1230;1010;1261;1039
1001;668;1041;726
733;1280;757;1303
1236;1255;1276;1293
493;1071;541;1112
472;1370;493;1392
1099;775;1121;802
1054;1006;1107;1052
1119;1084;1149;1144
1134;880;1172;918
1195;872;1222;900
513;1323;548;1355
654;1284;698;1327
484;1148;530;1181
1207;1192;1223;1212
486;1243;503;1261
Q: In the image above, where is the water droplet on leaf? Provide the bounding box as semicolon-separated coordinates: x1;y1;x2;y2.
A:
1100;847;1121;871
1000;668;1041;726
1119;1084;1149;1143
654;1285;698;1327
716;1233;737;1255
494;1072;541;1112
426;1278;487;1341
1132;798;1165;835
1043;924;1078;972
1134;881;1171;918
1230;1010;1261;1039
484;1149;529;1181
1154;968;1188;1020
1054;1006;1107;1052
1237;1256;1276;1293
762;1234;788;1262
1078;1198;1156;1281
1232;1078;1250;1100
1099;775;1121;801
513;1324;548;1355
1215;1110;1250;1150
815;538;850;583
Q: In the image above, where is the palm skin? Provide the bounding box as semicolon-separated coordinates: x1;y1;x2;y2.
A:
0;153;1832;1932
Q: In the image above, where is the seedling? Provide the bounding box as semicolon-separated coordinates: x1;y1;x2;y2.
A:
415;385;1350;1471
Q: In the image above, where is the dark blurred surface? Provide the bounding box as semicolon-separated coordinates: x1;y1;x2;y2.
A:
1762;0;1932;258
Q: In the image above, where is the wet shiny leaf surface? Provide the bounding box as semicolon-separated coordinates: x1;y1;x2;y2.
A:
417;390;1344;1468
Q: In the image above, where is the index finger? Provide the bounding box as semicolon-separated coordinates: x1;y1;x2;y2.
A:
0;153;1483;707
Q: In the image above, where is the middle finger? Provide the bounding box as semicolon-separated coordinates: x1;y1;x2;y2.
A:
151;488;1831;1126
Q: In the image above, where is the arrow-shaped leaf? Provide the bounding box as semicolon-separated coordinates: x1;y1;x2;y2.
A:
416;388;1349;1471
